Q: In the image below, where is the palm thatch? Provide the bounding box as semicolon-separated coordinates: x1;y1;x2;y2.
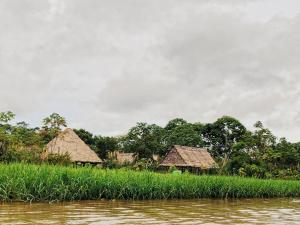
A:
45;128;102;164
160;145;217;169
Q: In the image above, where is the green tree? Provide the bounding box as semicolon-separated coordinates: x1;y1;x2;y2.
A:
164;120;204;149
94;136;119;159
0;111;15;124
0;111;15;158
165;118;188;130
74;129;119;159
202;116;247;158
122;122;165;159
74;129;95;147
40;113;67;143
9;122;42;147
252;121;276;155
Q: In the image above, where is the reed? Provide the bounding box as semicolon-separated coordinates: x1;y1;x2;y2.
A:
0;163;299;202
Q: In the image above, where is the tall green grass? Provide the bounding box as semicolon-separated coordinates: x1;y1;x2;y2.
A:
0;163;299;202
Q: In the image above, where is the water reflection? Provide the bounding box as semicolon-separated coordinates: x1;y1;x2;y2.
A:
0;199;299;224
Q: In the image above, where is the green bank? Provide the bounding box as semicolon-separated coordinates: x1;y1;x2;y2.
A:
0;163;299;202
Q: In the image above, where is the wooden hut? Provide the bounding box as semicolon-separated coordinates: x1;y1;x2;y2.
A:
45;128;102;165
160;145;218;172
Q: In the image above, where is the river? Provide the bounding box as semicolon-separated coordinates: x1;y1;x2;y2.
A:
0;199;299;224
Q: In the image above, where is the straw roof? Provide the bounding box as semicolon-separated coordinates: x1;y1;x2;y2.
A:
45;128;102;164
160;145;217;169
116;152;135;164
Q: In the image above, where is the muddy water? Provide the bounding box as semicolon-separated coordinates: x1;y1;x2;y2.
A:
0;199;299;224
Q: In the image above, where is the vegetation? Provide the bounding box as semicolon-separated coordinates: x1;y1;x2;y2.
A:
0;163;299;202
0;111;70;164
0;110;299;180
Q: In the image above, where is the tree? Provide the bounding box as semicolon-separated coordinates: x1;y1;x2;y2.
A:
40;113;67;143
202;116;247;158
94;136;119;159
252;121;276;154
0;111;15;124
75;129;119;159
165;118;188;130
74;129;95;147
164;120;204;149
122;122;165;159
0;111;15;158
10;122;42;147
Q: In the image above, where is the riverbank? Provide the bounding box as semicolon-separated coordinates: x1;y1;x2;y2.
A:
0;163;299;202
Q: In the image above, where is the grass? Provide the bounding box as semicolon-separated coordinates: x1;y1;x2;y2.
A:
0;163;299;202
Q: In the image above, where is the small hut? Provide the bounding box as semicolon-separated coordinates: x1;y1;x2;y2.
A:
109;151;136;165
160;145;217;172
45;128;102;165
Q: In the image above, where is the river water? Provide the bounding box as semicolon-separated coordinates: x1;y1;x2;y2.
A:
0;199;299;224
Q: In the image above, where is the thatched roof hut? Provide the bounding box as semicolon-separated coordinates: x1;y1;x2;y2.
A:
45;128;102;164
108;151;136;164
116;152;135;164
160;145;217;170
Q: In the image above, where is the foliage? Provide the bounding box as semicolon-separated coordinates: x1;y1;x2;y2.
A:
202;116;247;158
0;110;299;180
121;123;165;159
0;147;43;164
165;118;188;130
44;153;72;166
0;163;300;202
164;119;204;150
168;165;178;173
0;112;72;166
74;129;118;159
94;136;119;159
103;158;121;169
0;111;15;124
40;113;67;144
133;158;157;171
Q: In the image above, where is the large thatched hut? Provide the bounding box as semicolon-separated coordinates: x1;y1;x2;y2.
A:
160;145;217;172
45;128;102;165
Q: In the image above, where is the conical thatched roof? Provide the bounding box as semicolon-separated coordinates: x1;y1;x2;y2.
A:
45;128;102;164
160;145;217;169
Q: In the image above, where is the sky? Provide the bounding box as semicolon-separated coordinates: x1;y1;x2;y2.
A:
1;0;300;141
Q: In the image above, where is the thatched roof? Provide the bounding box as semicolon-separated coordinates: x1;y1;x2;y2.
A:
160;145;217;169
45;128;102;164
116;152;135;164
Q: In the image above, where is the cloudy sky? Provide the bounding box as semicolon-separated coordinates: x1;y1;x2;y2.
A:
1;0;300;141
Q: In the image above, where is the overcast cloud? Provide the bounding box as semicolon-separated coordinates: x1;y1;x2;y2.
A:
1;0;300;141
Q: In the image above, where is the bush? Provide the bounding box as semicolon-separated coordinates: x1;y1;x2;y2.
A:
0;146;43;164
44;152;71;166
133;158;157;171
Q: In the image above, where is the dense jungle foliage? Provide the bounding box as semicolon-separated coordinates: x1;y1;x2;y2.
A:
0;111;299;179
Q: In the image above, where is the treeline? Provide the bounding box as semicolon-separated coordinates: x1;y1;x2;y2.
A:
75;117;300;179
0;111;299;179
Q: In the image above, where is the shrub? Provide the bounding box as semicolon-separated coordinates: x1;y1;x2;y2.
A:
44;152;71;166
